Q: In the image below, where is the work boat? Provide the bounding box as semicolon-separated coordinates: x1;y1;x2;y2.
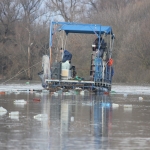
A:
38;21;115;92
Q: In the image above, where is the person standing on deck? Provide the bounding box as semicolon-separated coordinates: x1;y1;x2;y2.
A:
92;37;107;58
59;48;72;79
59;48;72;63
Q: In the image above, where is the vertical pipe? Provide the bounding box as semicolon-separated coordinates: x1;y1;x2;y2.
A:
49;20;53;68
109;34;112;59
49;47;52;67
64;34;68;50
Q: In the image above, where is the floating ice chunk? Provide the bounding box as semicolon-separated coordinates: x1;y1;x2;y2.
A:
123;93;128;98
124;107;132;112
68;90;75;95
80;90;89;95
0;111;7;116
33;117;42;121
75;87;82;90
14;99;27;104
0;106;7;112
139;97;143;101
5;90;12;94
9;115;19;120
80;90;85;95
14;92;20;95
9;111;19;116
35;92;40;96
71;116;74;122
63;92;72;95
42;89;49;93
112;103;119;108
82;102;93;106
0;107;7;116
33;114;48;120
52;92;59;96
56;90;63;94
12;89;18;92
123;104;132;108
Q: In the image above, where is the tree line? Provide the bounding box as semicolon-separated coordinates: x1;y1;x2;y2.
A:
0;0;150;84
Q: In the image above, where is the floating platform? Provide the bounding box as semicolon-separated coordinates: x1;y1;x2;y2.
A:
45;79;111;91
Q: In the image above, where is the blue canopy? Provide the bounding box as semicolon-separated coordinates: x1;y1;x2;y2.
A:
52;22;113;35
49;21;113;47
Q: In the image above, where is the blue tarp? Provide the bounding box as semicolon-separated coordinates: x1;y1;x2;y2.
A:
52;22;113;35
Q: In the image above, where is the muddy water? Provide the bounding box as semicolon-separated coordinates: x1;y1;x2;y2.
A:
0;87;150;150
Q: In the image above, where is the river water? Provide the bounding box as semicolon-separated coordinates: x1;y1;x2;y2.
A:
0;82;150;150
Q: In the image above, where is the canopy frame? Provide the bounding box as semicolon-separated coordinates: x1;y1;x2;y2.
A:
49;21;114;49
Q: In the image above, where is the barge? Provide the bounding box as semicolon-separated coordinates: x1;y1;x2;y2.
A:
39;21;115;92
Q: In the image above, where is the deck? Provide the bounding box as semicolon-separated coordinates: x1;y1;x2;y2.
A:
45;79;111;91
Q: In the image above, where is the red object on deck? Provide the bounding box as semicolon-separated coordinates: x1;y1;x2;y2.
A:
108;58;113;66
0;91;5;95
33;98;41;102
104;91;109;95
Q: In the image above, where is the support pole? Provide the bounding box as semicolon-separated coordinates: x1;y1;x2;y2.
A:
49;47;52;68
49;19;53;69
27;31;31;79
28;45;31;79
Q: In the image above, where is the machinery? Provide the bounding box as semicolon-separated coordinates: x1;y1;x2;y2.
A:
39;21;115;92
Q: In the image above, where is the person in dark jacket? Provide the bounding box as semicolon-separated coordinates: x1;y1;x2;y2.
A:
92;37;107;58
59;48;72;63
92;37;105;51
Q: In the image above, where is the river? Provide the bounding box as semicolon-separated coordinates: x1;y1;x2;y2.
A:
0;82;150;150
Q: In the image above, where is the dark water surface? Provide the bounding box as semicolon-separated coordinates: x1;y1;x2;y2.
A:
0;86;150;150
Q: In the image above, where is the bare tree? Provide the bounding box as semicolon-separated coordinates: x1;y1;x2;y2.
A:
0;0;21;78
1;0;150;84
46;0;88;22
19;0;42;79
0;0;21;43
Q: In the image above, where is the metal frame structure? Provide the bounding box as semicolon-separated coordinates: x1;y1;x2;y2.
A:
46;21;115;92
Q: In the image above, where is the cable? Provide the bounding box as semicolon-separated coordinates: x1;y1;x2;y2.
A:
0;61;42;85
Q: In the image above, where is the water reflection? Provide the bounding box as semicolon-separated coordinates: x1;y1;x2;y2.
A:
4;90;149;149
1;84;150;149
0;91;113;150
49;93;112;150
91;94;112;150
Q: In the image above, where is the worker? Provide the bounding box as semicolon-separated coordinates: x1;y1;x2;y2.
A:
59;48;72;63
59;48;72;79
92;37;105;51
92;37;106;58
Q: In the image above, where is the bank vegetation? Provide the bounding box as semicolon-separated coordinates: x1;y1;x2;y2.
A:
0;0;150;84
